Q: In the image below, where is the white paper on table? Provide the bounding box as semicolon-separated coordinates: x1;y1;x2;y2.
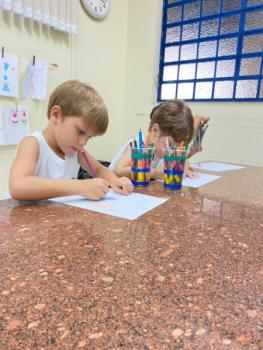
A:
191;162;245;172
23;59;48;100
0;53;18;97
182;173;220;188
50;190;168;220
156;173;220;188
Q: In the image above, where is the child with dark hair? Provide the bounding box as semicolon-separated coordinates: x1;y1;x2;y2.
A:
110;100;207;180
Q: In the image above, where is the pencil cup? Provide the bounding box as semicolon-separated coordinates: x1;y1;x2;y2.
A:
130;147;154;186
163;148;188;190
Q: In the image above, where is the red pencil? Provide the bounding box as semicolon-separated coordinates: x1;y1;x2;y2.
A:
79;149;97;178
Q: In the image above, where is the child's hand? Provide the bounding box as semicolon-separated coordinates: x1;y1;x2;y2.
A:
78;178;110;200
188;144;203;158
194;115;209;130
151;168;163;180
184;167;199;179
111;177;133;195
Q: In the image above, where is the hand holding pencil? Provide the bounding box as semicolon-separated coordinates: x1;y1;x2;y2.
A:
75;178;110;200
79;148;133;197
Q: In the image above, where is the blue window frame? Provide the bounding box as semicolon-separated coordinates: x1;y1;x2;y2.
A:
158;0;263;101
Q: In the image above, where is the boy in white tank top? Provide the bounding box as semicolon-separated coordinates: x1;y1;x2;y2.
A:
9;80;133;200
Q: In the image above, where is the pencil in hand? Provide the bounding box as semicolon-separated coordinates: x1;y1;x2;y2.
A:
79;149;97;178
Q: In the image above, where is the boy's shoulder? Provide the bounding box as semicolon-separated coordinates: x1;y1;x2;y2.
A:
18;133;41;152
20;131;43;144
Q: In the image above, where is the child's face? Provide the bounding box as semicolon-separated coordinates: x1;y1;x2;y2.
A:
150;124;176;158
53;114;96;156
154;135;176;158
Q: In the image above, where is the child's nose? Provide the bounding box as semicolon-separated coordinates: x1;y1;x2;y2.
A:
78;138;86;147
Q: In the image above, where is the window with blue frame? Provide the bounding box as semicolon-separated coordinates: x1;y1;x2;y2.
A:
158;0;263;101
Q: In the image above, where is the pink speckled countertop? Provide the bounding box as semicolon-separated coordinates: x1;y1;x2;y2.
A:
0;165;262;349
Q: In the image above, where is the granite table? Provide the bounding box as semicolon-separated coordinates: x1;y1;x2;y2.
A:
0;165;262;349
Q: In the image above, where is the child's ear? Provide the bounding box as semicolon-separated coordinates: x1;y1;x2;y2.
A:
50;105;62;123
151;123;161;137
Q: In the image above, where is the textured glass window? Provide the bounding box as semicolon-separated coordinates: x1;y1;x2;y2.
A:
165;27;181;44
182;22;199;41
164;46;180;62
220;15;240;35
167;6;182;24
235;80;258;98
202;0;221;16
163;65;178;81
242;33;263;53
197;61;215;79
195;82;213;99
200;19;219;37
177;82;194;99
161;84;176;100
198;41;217;58
179;63;196;80
222;0;242;12
183;1;200;20
239;57;262;75
245;10;263;31
218;37;238;56
168;0;180;4
247;0;263;7
216;60;236;77
180;43;198;60
260;80;263;97
158;0;263;101
214;81;234;98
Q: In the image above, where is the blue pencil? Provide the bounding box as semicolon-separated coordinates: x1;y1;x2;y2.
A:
138;129;143;149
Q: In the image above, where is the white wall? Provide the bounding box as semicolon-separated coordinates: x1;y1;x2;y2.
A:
0;0;262;199
74;0;128;161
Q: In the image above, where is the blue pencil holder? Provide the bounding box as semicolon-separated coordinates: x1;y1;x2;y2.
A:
130;147;154;187
163;148;188;190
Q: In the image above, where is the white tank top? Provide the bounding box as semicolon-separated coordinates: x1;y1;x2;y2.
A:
30;131;80;179
109;139;163;171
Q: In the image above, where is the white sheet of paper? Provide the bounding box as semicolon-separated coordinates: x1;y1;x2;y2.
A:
50;190;167;220
156;173;220;188
182;173;220;188
0;112;4;144
23;60;48;100
0;104;30;145
0;53;18;97
191;162;245;172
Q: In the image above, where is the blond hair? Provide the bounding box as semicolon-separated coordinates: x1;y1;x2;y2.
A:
47;80;108;135
149;100;194;144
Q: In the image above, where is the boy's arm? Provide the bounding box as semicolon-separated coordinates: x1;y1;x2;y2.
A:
183;160;199;179
150;168;163;180
187;115;209;159
112;147;164;180
9;137;109;200
110;146;131;178
194;115;209;129
193;115;209;136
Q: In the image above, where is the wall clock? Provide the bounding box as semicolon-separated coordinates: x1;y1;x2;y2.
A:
81;0;112;20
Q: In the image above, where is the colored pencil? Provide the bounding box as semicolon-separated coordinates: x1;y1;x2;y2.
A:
80;149;97;178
